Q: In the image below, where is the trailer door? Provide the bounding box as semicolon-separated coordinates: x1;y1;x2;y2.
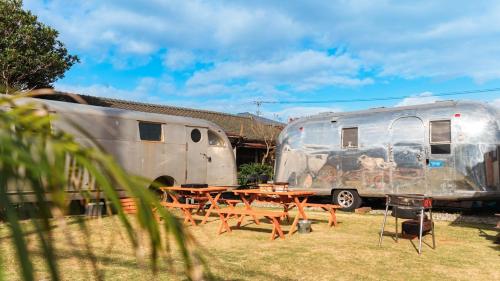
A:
389;117;427;194
185;126;208;184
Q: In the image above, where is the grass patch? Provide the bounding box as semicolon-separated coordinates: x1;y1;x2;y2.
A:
1;211;499;280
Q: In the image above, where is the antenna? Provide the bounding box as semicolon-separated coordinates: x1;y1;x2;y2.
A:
253;100;263;116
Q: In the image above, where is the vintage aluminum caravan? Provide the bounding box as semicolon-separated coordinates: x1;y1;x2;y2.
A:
7;97;237;202
275;100;500;210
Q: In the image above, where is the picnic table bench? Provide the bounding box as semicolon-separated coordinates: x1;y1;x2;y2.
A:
216;208;286;240
160;186;228;225
232;189;316;236
303;203;341;227
160;202;198;226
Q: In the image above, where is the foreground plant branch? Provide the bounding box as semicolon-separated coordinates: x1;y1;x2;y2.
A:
0;92;205;280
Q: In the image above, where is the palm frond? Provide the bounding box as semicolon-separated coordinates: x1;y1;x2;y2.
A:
0;92;202;280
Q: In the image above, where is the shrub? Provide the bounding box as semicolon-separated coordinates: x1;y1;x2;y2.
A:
238;163;273;186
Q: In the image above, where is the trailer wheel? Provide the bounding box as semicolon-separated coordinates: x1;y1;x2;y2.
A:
333;189;361;211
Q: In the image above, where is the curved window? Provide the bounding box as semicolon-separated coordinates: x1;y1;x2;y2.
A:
208;130;225;146
190;128;202;143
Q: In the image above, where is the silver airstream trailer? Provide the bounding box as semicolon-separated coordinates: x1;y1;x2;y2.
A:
275;100;500;210
7;97;237;201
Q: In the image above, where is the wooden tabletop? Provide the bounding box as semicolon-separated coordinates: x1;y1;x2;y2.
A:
160;186;228;193
232;189;316;196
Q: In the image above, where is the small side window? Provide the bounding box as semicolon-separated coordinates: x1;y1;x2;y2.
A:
190;128;202;143
342;127;358;148
208;130;225;146
430;120;451;154
139;121;162;141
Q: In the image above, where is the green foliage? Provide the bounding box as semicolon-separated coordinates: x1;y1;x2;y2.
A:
237;163;273;186
0;0;79;92
0;93;203;280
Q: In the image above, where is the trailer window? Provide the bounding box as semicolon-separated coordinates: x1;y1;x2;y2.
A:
139;122;162;141
342;127;358;148
208;130;225;146
430;120;451;154
191;128;202;143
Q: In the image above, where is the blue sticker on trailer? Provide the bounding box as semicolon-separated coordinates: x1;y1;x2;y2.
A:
428;160;445;168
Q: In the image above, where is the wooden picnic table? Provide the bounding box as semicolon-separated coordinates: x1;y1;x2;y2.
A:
232;189;316;236
161;186;228;224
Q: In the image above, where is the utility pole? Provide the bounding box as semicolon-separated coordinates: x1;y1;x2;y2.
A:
253;100;263;116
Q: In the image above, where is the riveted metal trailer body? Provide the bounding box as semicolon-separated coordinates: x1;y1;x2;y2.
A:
275;101;500;209
6;97;237;202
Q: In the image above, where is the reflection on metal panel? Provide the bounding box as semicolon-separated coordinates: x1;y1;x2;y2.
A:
390;117;426;195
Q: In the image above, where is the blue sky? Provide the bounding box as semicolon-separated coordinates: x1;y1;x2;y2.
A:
24;0;500;121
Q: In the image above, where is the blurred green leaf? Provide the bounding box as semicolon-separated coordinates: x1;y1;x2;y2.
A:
0;92;203;280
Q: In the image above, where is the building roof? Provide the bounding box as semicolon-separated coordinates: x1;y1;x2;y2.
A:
37;92;284;142
237;112;285;126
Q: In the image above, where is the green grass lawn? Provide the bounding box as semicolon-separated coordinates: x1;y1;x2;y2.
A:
1;210;499;280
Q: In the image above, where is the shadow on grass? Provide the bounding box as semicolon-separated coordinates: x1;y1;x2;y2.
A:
379;231;435;254
204;270;295;281
449;220;500;252
478;228;500;252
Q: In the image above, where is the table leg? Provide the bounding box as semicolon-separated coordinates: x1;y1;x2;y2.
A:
201;192;222;224
283;204;291;223
237;194;259;227
272;217;285;240
288;197;309;236
270;218;277;240
218;213;231;234
196;200;206;215
182;208;196;226
167;193;181;204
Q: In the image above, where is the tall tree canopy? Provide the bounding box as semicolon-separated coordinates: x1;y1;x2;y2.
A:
0;0;79;93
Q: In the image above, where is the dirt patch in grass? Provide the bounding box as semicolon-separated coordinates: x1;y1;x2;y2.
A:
1;211;499;280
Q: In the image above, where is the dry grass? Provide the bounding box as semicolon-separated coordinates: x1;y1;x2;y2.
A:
1;210;499;281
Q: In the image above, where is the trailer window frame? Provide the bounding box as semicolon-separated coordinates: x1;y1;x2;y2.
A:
341;127;358;149
208;130;225;147
138;121;164;142
429;120;451;154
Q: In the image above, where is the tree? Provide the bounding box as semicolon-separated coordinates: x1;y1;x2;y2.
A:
249;118;281;165
0;0;79;93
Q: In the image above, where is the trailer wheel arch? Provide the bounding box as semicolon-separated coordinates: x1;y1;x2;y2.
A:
331;189;362;211
148;176;176;199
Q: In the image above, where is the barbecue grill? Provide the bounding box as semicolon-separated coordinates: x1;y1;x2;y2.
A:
378;194;436;255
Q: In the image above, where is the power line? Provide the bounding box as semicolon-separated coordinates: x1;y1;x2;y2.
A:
252;87;500;105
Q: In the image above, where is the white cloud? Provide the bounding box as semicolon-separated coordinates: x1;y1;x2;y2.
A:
24;0;304;59
187;50;369;91
23;0;500;105
163;49;196;70
55;76;176;103
489;99;500;108
396;91;440;107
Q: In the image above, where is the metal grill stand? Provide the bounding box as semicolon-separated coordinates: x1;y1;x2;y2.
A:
378;194;436;255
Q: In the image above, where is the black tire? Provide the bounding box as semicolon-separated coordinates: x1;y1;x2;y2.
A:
332;189;362;211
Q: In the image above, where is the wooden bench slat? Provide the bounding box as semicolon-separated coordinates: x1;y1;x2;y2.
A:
216;208;284;217
160;202;199;208
302;203;339;227
216;208;285;240
220;199;241;203
304;203;341;208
